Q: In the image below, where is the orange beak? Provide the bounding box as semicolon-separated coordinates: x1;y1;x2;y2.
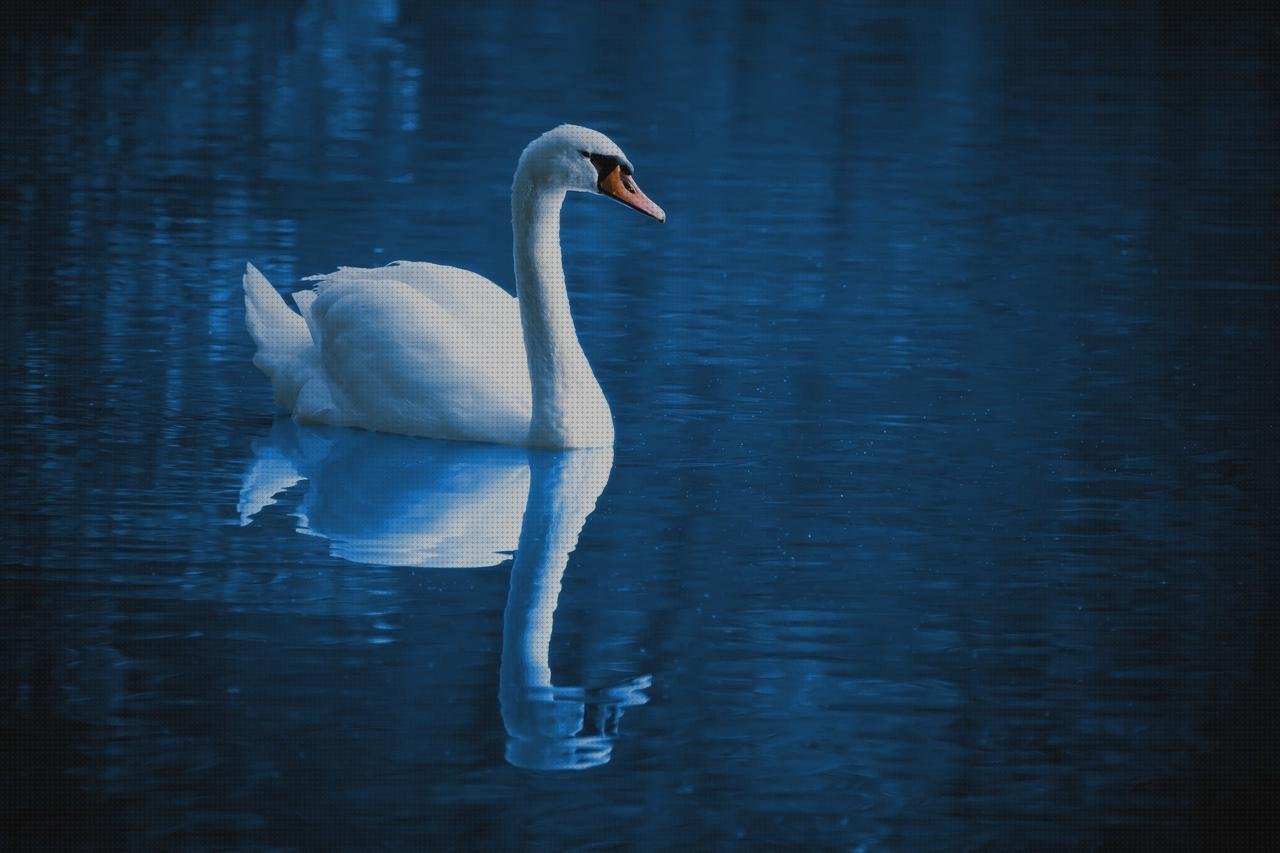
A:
598;165;666;223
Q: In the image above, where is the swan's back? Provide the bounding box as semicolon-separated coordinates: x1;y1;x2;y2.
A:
305;262;518;336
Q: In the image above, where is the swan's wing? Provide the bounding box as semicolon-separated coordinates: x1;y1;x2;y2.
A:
305;261;515;337
301;267;531;443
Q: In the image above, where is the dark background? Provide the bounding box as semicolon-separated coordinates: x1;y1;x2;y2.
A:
2;1;1276;848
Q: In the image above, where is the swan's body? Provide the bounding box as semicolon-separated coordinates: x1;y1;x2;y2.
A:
243;125;664;448
245;260;538;445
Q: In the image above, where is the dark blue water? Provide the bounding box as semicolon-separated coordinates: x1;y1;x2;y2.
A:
3;1;1276;848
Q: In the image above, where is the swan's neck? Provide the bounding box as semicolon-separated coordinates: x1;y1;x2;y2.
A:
512;175;612;448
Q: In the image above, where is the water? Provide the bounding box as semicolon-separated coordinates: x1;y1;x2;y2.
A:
2;1;1276;848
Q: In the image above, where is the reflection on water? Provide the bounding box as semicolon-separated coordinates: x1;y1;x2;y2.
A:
240;421;529;569
498;449;650;771
241;421;649;770
2;0;1276;847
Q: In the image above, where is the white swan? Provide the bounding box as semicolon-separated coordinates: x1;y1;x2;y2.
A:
243;124;664;448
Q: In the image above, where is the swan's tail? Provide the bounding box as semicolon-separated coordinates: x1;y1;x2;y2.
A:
243;263;313;410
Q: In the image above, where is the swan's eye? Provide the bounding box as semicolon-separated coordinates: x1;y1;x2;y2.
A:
588;152;619;178
578;149;590;158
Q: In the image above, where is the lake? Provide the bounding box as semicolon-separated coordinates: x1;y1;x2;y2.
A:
2;1;1275;848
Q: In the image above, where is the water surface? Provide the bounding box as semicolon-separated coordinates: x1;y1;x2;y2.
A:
2;1;1275;848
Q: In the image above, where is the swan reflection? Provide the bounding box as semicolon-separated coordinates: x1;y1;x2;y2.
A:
239;419;649;769
500;448;652;770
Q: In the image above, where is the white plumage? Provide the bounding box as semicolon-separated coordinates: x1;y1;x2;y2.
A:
243;125;664;448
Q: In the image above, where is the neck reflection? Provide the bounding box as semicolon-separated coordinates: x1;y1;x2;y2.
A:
499;448;650;770
239;419;649;770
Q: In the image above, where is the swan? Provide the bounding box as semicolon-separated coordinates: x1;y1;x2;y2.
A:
243;124;664;448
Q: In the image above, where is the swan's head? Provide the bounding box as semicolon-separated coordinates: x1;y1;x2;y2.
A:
516;124;665;223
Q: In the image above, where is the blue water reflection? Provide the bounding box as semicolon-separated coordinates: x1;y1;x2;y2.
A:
498;449;650;772
241;422;650;770
2;0;1275;848
240;421;530;569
